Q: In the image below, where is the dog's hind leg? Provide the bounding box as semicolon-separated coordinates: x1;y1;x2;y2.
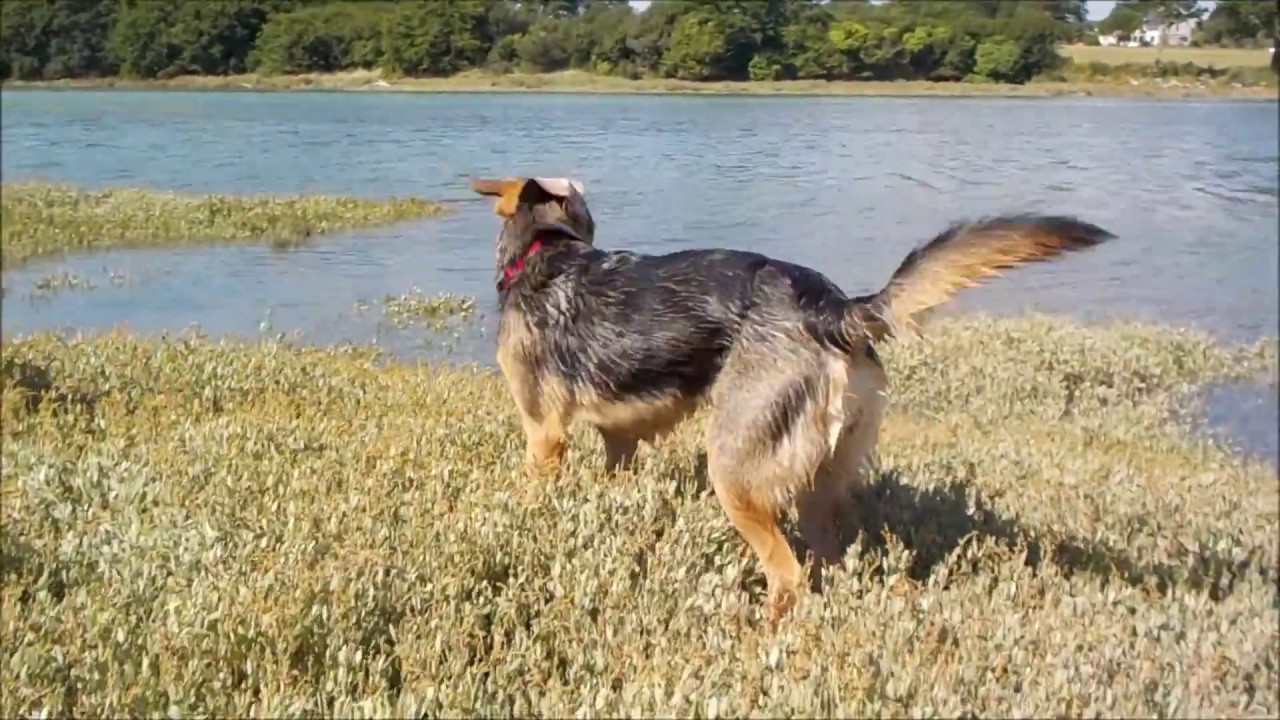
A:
796;349;888;587
706;371;833;620
706;462;805;620
794;476;844;591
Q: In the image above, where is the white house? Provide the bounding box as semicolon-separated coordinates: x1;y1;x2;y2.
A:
1139;19;1195;47
1097;17;1198;47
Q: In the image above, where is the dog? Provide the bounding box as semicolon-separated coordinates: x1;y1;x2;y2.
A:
470;175;1114;619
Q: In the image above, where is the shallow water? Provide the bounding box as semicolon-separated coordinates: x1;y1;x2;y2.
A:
2;89;1276;460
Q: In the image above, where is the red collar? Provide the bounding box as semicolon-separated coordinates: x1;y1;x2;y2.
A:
500;237;546;289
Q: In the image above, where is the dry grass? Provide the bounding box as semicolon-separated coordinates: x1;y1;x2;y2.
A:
5;67;1275;99
0;181;449;269
2;312;1276;717
1061;44;1275;68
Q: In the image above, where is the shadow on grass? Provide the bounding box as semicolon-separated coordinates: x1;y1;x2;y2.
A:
844;468;1272;602
677;451;1271;603
1;358;100;416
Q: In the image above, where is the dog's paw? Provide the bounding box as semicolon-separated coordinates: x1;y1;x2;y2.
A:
765;585;800;625
521;454;564;480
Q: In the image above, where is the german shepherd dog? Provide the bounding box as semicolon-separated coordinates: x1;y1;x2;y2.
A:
470;176;1114;619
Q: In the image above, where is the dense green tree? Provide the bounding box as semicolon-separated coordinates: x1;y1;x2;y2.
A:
249;2;391;74
512;17;573;72
571;2;638;75
380;1;491;76
1;0;118;80
780;4;844;79
1098;3;1146;36
1147;1;1208;25
0;0;1093;85
997;10;1064;80
525;0;585;20
41;0;117;78
935;32;978;79
1048;1;1089;26
659;8;755;80
1197;1;1277;47
109;0;291;79
624;1;697;76
973;35;1022;81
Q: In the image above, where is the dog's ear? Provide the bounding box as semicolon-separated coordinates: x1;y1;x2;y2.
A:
470;177;518;196
470;176;528;218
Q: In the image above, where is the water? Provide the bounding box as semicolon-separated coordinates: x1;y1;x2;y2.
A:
2;89;1277;460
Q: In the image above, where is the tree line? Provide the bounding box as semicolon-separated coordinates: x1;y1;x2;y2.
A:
1;1;1273;86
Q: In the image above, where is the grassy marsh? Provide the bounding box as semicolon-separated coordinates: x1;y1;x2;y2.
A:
5;66;1275;99
1;314;1276;717
0;181;449;269
1060;45;1275;68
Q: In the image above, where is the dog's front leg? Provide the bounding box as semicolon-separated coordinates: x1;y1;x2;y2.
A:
521;412;566;475
497;349;566;476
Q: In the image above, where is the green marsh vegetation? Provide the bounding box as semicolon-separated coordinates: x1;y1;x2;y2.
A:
0;181;448;269
1;311;1276;716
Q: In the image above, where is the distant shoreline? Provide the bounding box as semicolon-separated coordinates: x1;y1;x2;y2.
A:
4;70;1277;101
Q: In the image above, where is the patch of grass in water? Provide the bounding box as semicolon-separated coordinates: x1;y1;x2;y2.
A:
0;181;450;268
0;314;1276;716
31;270;98;294
360;288;477;331
22;268;141;300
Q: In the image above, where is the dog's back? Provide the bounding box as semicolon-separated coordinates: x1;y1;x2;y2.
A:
506;242;867;404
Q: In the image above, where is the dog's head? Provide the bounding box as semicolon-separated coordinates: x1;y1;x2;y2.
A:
470;176;596;268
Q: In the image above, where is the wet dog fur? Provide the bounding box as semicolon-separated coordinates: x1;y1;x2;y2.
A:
470;175;1115;620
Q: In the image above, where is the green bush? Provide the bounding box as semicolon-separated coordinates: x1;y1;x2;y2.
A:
933;32;977;80
659;10;755;81
485;34;521;74
748;51;791;81
513;20;573;73
973;36;1022;82
1226;65;1274;85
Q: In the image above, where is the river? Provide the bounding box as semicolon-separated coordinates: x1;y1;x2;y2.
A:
2;89;1276;460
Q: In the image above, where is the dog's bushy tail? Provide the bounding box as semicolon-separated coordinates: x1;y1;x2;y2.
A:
850;214;1115;342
